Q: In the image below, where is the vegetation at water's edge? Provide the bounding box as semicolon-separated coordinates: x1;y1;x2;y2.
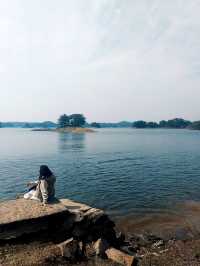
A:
90;122;101;128
133;118;192;129
188;121;200;130
0;121;57;129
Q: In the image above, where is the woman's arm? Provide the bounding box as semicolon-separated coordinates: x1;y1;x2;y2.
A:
27;180;39;187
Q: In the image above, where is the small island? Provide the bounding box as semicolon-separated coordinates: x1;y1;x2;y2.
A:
32;114;96;133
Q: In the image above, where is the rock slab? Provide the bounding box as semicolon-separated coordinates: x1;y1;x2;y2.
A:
0;198;115;242
106;247;135;266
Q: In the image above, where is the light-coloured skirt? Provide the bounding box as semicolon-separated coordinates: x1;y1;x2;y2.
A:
24;189;40;201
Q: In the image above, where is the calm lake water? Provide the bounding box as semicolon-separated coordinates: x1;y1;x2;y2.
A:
0;128;200;218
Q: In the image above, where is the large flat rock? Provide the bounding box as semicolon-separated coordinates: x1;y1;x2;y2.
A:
0;198;98;240
0;199;68;225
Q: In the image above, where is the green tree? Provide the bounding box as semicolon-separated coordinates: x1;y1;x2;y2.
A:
69;114;86;127
159;118;191;128
23;123;31;128
159;120;167;128
58;114;70;128
189;121;200;130
167;118;191;128
0;122;2;128
133;121;147;128
147;122;159;128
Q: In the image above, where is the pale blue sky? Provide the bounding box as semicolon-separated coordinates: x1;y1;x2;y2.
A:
0;0;200;122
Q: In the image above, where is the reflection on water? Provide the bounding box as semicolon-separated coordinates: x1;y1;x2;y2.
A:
58;133;85;152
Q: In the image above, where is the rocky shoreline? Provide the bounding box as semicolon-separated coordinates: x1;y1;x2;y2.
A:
1;199;200;266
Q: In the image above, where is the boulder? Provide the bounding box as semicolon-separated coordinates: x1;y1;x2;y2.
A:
84;243;96;258
0;198;116;242
93;238;109;256
105;247;136;266
57;237;79;259
0;199;72;240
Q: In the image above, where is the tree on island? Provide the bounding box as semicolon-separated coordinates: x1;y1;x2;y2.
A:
58;114;86;128
69;114;86;127
0;122;2;128
90;122;101;128
58;114;70;128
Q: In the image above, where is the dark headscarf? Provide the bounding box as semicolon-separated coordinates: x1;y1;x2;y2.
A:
39;165;53;180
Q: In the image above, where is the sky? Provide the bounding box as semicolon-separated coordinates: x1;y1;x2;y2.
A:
0;0;200;123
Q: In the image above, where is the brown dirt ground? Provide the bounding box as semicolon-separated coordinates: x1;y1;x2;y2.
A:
140;239;200;266
1;239;200;266
0;240;119;266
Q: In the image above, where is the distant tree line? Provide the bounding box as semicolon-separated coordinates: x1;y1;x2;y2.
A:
88;119;193;129
0;121;57;128
188;121;200;130
58;114;86;128
132;118;192;129
1;118;200;130
90;122;101;128
89;121;133;128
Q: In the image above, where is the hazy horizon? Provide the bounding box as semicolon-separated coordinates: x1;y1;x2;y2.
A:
0;1;200;122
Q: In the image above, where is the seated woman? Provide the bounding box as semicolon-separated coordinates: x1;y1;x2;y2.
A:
24;165;56;204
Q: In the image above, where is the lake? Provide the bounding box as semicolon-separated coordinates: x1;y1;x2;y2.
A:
0;128;200;219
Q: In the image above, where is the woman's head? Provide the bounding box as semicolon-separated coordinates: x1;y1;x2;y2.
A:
39;165;52;179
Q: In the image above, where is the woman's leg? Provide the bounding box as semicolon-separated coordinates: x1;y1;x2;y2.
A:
24;190;35;199
24;189;40;201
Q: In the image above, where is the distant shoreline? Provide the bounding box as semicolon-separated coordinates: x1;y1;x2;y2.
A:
1;118;200;130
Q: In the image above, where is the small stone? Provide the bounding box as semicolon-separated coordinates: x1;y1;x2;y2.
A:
57;237;79;259
105;247;136;266
152;240;164;248
120;246;135;256
146;234;162;243
71;210;84;222
93;238;109;256
84;243;96;258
